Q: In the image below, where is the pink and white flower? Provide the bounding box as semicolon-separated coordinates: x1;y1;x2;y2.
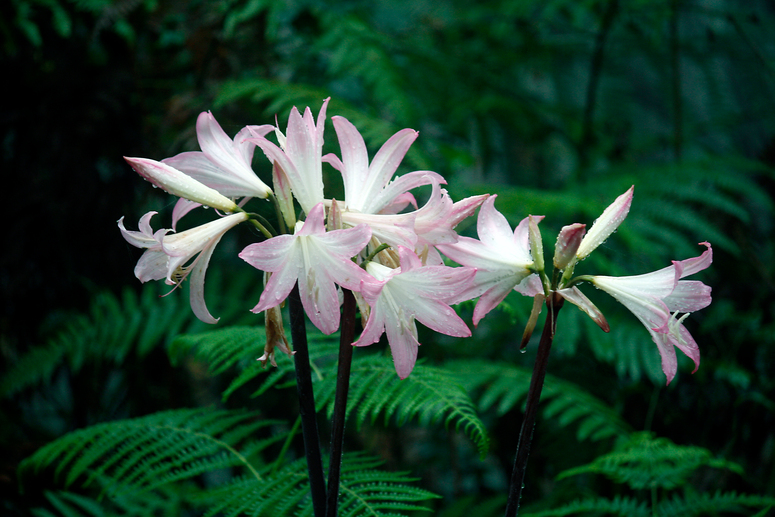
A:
436;196;542;326
119;211;249;324
239;202;372;335
162;111;274;201
321;116;487;259
249;99;330;214
323;116;445;215
590;242;712;384
118;211;168;282
354;246;475;379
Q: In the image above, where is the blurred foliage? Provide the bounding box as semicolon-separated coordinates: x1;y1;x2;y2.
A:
3;0;775;514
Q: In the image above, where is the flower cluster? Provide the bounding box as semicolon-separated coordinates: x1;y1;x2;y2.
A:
120;99;485;378
120;98;712;383
438;187;712;384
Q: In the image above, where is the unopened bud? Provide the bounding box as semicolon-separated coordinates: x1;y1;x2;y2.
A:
553;223;586;269
528;216;545;273
125;157;238;213
576;186;633;260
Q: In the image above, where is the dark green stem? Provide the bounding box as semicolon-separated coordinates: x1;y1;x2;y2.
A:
326;289;357;517
579;0;619;170
288;283;327;517
670;0;683;161
505;293;565;517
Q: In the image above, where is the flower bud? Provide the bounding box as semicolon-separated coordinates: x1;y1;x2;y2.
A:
553;223;586;269
272;161;296;229
528;215;545;273
576;186;633;260
125;157;238;213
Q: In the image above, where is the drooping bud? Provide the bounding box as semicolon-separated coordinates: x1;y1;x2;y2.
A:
258;304;294;368
576;186;633;260
125;157;238;213
520;293;546;350
553;223;586;270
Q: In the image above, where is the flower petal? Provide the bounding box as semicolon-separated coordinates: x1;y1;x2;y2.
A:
557;286;609;332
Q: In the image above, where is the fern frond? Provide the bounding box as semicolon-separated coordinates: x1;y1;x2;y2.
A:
319;356;490;457
556;432;742;490
519;495;649;517
169;326;336;400
200;452;438;517
172;326;490;455
30;485;186;517
657;490;775;517
18;408;286;497
435;494;507;517
214;78;429;170
1;285;189;398
446;360;631;442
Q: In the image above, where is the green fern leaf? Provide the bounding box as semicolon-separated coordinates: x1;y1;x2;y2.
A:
520;495;649;517
656;490;775;517
30;485;188;517
556;432;742;491
200;452;438;517
172;326;489;455
18;408;286;497
321;355;490;457
1;285;190;398
446;360;631;443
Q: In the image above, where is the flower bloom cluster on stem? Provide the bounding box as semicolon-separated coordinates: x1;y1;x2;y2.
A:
119;98;712;383
119;98;486;378
438;186;712;384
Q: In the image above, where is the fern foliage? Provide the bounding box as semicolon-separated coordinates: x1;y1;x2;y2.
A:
30;486;186;517
18;409;438;517
171;326;490;455
531;433;775;517
446;359;631;443
201;453;439;517
520;495;650;517
557;432;742;490
1;286;189;398
18;408;284;496
2;271;262;399
656;491;775;517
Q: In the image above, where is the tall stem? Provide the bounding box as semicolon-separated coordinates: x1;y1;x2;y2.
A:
578;0;619;170
505;293;564;517
288;283;327;517
326;289;357;517
670;0;683;161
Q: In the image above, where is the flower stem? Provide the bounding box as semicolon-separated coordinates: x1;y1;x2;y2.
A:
505;293;564;517
326;288;357;517
288;283;327;517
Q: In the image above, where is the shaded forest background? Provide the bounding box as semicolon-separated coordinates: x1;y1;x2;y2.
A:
2;0;775;515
